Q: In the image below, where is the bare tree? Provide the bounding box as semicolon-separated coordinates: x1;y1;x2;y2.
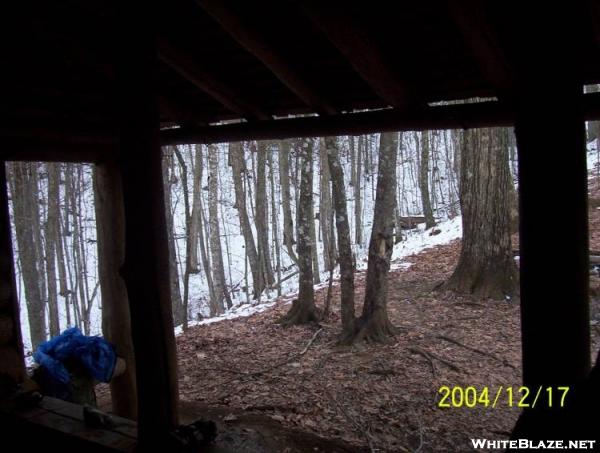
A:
444;128;518;299
354;136;363;244
319;139;336;272
188;145;202;273
267;149;282;297
351;132;398;343
229;141;264;297
45;163;60;336
256;142;275;286
278;138;319;325
8;162;47;348
418;131;436;229
173;147;192;330
325;137;356;340
162;147;185;326
208;145;232;314
278;140;298;265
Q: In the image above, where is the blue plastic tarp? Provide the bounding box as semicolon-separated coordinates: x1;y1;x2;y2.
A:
33;327;117;384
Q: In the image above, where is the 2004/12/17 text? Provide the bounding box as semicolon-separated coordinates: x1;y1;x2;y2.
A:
437;386;570;408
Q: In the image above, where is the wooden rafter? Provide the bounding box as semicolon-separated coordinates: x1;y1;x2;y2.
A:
590;0;600;51
158;39;270;121
196;0;338;115
5;92;600;161
161;101;513;145
446;0;514;95
162;92;600;145
158;93;208;127
299;2;418;109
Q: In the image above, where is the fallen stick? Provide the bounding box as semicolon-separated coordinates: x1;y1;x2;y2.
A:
436;335;516;370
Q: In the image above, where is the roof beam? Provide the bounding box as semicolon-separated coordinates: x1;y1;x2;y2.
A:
32;17;209;127
446;0;514;96
158;93;208;127
196;0;338;115
299;2;418;109
162;101;512;145
590;0;600;51
6;92;600;162
162;92;600;145
158;39;270;121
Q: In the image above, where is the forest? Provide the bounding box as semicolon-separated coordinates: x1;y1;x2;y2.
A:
8;128;517;350
6;123;600;451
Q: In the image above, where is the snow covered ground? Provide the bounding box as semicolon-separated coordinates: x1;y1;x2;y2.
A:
175;215;463;334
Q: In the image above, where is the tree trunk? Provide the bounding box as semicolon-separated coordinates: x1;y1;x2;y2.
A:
419;131;436;229
188;145;202;273
93;162;138;420
444;128;518;299
8;162;47;348
309;152;320;284
350;132;398;344
162;147;185;326
208;145;232;314
54;165;70;324
319;139;336;272
173;147;192;330
255;142;275;286
278;140;298;265
229;142;263;297
267;149;282;297
194;146;216;312
394;133;405;243
278;138;319;325
45;163;60;337
354;136;363;244
325;137;356;339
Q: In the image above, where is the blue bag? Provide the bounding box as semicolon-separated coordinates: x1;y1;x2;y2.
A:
33;327;117;384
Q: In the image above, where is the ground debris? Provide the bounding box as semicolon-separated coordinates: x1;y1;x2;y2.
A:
174;240;547;452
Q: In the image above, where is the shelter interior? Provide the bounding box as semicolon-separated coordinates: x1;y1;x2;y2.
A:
2;0;600;450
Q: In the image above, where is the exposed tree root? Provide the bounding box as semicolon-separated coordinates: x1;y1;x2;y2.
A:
436;335;516;370
277;299;320;326
443;261;519;300
339;309;397;345
409;347;461;375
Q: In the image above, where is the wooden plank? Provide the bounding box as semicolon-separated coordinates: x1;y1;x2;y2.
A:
446;0;514;95
162;100;515;145
39;398;138;438
197;0;338;115
299;2;418;108
162;92;600;145
158;38;270;121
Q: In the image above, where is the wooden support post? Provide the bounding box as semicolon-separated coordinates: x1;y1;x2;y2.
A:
516;81;590;387
513;68;591;438
93;160;138;420
0;162;26;386
512;4;591;391
117;2;179;447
